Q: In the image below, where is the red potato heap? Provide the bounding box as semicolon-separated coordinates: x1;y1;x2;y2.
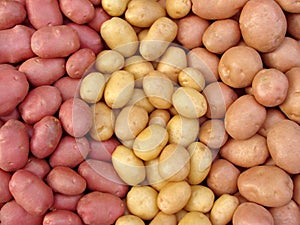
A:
0;0;300;225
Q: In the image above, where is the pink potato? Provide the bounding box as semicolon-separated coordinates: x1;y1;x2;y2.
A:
88;7;111;32
19;57;66;87
0;25;35;64
269;200;300;225
0;169;12;203
0;64;16;71
23;157;51;179
0;108;20;122
78;159;129;197
19;85;62;124
30;116;62;159
0;120;29;172
88;137;120;162
43;210;83;225
54;76;81;101
9;170;54;216
51;193;83;211
25;0;63;29
49;136;90;168
0;0;26;30
77;191;125;225
0;69;29;116
31;25;80;58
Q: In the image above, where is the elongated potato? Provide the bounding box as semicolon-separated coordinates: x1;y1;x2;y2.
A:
80;72;106;103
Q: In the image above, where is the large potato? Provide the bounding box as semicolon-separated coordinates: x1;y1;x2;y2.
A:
60;0;94;24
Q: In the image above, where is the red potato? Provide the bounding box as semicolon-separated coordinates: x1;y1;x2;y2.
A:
77;191;125;225
19;57;66;87
287;13;300;40
0;200;43;225
47;166;86;195
0;25;35;64
258;109;286;137
9;170;54;216
31;25;80;58
0;1;26;30
78;159;129;198
89;0;101;5
67;23;103;54
0;120;29;172
43;210;83;225
66;48;96;79
0;108;20;122
294;174;300;205
0;169;12;203
269;200;300;225
88;7;111;32
30;116;62;159
0;64;16;71
59;98;93;138
59;0;95;24
54;76;80;101
19;85;62;124
25;0;63;29
0;70;29;116
23;157;51;179
88;137;120;162
51;193;83;211
49;136;90;168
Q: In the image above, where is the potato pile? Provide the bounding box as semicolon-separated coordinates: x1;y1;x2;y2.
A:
0;0;300;225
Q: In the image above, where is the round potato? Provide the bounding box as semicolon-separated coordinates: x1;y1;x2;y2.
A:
178;67;206;92
0;1;26;30
269;200;300;225
149;211;177;225
116;215;145;225
23;157;51;179
101;0;130;16
125;88;155;113
258;108;286;137
178;212;212;225
166;0;191;19
95;50;124;74
51;193;83;212
43;210;83;225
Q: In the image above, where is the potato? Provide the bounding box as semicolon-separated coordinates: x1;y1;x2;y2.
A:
178;212;212;225
149;211;177;225
59;98;93;138
218;46;263;88
0;169;12;203
232;202;274;225
88;137;120;162
267;119;300;174
279;67;300;123
78;159;129;198
43;210;83;225
49;136;90;168
116;215;145;225
178;67;205;92
239;0;287;53
77;191;125;225
210;194;239;225
26;0;63;29
220;134;269;168
191;0;248;19
59;0;94;24
54;76;80;101
187;142;212;184
51;193;83;211
125;0;166;27
294;174;300;205
0;1;26;30
66;48;96;79
30;116;62;159
165;0;191;19
0;70;29;116
126;88;155;113
157;181;191;214
0;25;35;64
0;120;29;172
258;108;286;137
202;19;241;54
149;109;171;127
23;157;51;179
184;185;215;213
167;114;199;147
145;158;168;191
112;145;146;185
95;50;124;74
80;72;106;103
269;200;300;225
47;166;86;195
275;0;300;13
140;17;178;61
101;17;138;57
287;13;300;40
126;186;159;220
238;165;293;207
9;170;53;216
224;94;267;140
101;0;130;16
133;124;168;161
88;7;111;31
0;63;16;71
31;25;80;58
0;200;43;225
207;159;240;196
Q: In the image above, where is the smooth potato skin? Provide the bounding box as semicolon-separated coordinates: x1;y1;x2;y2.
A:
54;76;80;101
0;169;12;203
88;137;120;162
23;157;51;179
269;200;300;225
88;7;111;31
43;210;83;225
51;193;83;211
0;1;26;30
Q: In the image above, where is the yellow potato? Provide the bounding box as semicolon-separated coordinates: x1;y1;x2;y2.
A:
178;212;212;225
101;0;130;16
149;211;177;225
178;67;206;92
149;109;171;127
145;158;168;191
125;88;155;113
166;0;191;19
116;215;145;225
95;50;124;74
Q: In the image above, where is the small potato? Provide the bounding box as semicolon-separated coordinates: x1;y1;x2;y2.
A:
210;194;239;225
252;68;289;107
30;116;62;159
238;165;293;207
125;0;166;27
23;157;51;179
112;145;146;185
0;1;26;30
218;46;263;88
101;17;138;57
78;159;128;198
166;0;191;19
233;202;274;225
95;50;124;74
258;108;286;137
187;142;213;185
287;13;300;40
0;169;12;203
77;191;125;225
178;67;205;92
59;98;93;138
88;7;111;31
49;136;90;168
269;200;300;225
101;0;130;16
149;109;170;127
145;158;168;191
51;193;83;211
220;134;269;168
0;120;29;172
43;210;83;225
126;88;155;113
224;95;267;140
80;72;106;103
239;0;287;52
59;0;94;24
116;215;145;225
275;0;300;13
126;186;159;220
54;76;80;101
26;0;63;29
149;211;177;225
31;25;80;58
9;170;54;216
178;212;212;225
157;181;191;214
88;137;120;162
140;17;178;61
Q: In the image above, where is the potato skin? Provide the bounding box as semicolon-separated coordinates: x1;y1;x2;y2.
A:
0;120;29;172
269;200;300;225
0;169;12;203
88;7;111;31
54;76;80;101
88;137;120;162
43;210;83;225
23;157;51;179
51;193;83;211
0;1;26;30
9;170;54;216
